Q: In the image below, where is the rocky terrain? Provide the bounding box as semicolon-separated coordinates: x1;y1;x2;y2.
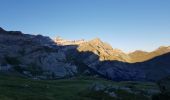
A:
54;36;86;46
0;27;77;79
0;27;170;100
55;37;170;81
56;37;170;63
0;27;170;82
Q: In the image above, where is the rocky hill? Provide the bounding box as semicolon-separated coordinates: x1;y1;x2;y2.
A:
129;46;170;62
77;38;130;62
0;27;77;79
55;37;170;63
55;37;130;62
55;37;170;81
0;27;170;81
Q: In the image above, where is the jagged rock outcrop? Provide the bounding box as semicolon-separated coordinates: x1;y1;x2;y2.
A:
0;27;77;79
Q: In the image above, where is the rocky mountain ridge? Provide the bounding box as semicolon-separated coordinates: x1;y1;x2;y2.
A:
0;27;77;79
0;27;170;81
54;36;170;81
54;36;86;46
54;37;170;63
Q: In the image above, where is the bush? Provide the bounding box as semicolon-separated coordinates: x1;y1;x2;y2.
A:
152;76;170;100
152;93;170;100
13;65;23;73
5;56;20;65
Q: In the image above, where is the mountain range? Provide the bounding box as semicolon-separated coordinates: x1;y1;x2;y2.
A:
0;27;170;81
55;36;170;63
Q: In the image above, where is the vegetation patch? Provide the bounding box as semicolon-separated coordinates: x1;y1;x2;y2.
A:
0;75;160;100
5;56;21;65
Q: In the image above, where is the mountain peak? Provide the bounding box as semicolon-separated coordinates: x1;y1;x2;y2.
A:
54;36;86;45
93;37;101;41
89;38;103;44
92;38;102;42
157;46;170;50
0;27;6;32
129;50;148;54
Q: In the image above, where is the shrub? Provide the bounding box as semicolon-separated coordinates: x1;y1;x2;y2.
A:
5;56;20;65
13;65;23;73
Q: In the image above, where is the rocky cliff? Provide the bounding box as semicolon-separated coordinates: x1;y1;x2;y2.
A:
0;27;77;79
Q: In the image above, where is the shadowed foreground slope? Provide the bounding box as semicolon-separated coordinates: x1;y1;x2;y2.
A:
0;74;159;100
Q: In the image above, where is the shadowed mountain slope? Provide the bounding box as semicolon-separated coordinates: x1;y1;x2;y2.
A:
56;37;170;81
0;27;170;81
0;27;77;79
55;37;170;63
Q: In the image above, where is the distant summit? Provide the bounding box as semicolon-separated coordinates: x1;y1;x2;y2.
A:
0;27;23;36
129;46;170;62
0;27;5;32
54;36;86;45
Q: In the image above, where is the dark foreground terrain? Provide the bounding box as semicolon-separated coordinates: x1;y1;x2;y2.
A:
0;74;165;100
0;28;170;100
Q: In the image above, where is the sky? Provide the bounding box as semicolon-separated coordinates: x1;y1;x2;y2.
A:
0;0;170;52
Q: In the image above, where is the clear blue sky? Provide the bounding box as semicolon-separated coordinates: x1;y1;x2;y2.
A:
0;0;170;52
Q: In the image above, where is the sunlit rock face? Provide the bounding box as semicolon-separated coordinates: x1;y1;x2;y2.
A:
0;27;77;78
77;38;130;62
55;37;170;63
55;37;170;81
55;37;130;62
54;36;86;46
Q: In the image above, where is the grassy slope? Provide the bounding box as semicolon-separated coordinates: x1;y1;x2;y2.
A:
0;75;159;100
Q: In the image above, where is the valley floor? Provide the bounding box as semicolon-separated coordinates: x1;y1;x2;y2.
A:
0;74;159;100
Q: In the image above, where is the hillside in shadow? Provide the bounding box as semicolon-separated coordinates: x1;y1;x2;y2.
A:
60;45;170;81
0;27;170;82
